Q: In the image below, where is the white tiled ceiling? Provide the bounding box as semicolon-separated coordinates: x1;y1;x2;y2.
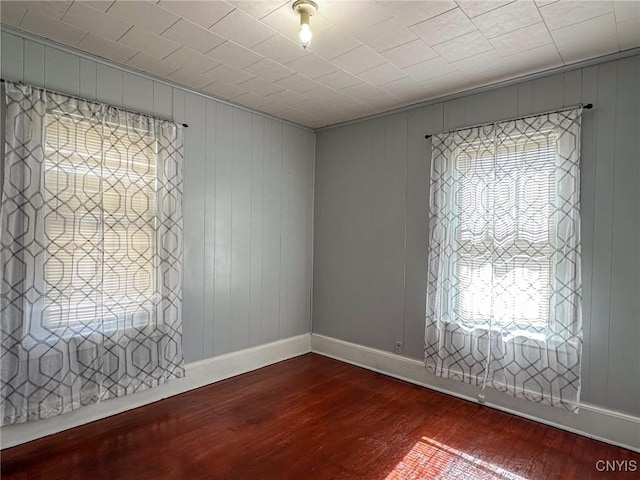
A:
1;0;638;129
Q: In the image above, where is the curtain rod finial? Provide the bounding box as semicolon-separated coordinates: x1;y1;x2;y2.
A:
583;103;593;109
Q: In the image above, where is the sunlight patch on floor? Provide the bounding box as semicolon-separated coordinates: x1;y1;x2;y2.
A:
385;436;529;480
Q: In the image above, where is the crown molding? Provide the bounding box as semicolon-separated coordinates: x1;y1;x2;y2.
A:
0;24;315;133
316;47;640;132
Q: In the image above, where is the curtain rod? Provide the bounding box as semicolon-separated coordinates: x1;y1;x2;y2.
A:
0;78;189;128
424;103;593;139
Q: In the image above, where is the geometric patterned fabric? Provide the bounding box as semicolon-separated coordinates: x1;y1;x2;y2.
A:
1;82;184;425
425;108;583;412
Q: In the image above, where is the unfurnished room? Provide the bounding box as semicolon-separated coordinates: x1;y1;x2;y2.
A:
0;0;639;478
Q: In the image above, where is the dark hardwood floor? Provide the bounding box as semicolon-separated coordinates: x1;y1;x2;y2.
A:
2;353;638;479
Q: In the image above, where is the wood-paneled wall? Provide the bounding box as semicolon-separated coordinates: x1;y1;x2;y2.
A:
314;54;640;415
1;30;315;363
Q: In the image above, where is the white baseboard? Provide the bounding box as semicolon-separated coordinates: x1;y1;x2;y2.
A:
311;333;640;453
1;334;311;449
5;333;637;453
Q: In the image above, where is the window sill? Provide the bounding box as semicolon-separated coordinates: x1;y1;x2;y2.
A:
441;319;549;342
438;319;581;348
20;321;162;352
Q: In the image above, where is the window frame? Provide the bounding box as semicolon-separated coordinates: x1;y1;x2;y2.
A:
448;128;561;335
39;109;159;336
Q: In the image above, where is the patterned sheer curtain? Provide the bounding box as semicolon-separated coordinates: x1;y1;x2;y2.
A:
1;82;185;425
425;108;583;412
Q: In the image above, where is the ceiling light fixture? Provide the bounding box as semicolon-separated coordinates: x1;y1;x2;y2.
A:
292;0;318;49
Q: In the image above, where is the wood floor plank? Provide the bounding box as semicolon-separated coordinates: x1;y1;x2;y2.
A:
2;354;638;479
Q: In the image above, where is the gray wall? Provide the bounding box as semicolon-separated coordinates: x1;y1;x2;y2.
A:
313;54;640;415
1;30;315;364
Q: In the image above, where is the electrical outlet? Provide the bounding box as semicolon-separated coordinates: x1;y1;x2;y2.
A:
394;341;403;354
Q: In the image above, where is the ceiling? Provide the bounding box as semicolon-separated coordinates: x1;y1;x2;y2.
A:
1;1;638;129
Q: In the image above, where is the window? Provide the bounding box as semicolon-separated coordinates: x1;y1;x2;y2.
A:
1;82;185;425
425;108;583;411
455;131;557;331
43;111;157;332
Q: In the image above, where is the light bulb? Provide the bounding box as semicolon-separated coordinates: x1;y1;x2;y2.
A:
293;1;317;49
299;23;312;48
